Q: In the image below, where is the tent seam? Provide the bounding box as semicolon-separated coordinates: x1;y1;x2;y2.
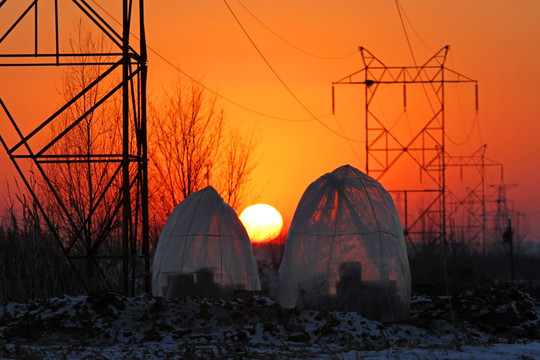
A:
179;190;206;273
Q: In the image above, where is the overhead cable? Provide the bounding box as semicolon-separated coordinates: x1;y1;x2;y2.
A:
88;0;331;123
445;51;483;148
445;113;481;146
395;0;434;53
234;0;357;60
332;113;366;168
222;0;362;143
394;0;439;119
395;0;418;66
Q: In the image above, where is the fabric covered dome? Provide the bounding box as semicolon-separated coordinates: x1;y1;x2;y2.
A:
152;186;261;299
278;165;411;322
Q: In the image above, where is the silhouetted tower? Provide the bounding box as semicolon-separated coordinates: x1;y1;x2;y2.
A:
0;1;149;294
489;183;518;243
445;145;503;253
502;218;514;282
332;46;477;249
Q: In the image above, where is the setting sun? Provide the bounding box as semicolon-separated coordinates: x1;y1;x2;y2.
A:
239;204;283;243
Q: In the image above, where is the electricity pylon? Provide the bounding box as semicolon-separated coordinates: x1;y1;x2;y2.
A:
0;0;149;294
488;183;521;244
332;46;477;248
445;145;502;254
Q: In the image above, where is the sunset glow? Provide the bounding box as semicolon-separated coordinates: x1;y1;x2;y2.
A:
0;1;539;241
240;204;283;243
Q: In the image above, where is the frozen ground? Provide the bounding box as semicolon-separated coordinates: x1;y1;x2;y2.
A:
1;284;539;359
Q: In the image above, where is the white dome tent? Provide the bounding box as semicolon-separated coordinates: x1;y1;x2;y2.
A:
278;165;411;322
152;186;261;299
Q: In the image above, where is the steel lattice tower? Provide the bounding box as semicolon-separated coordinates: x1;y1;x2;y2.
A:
0;0;149;294
445;145;502;253
333;46;477;248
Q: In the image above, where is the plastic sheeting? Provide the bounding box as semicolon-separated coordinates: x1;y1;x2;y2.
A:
278;165;411;322
152;186;261;299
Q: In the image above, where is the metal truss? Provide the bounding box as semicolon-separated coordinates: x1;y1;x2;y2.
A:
444;145;525;254
0;0;149;294
445;145;503;253
332;46;477;248
487;183;525;247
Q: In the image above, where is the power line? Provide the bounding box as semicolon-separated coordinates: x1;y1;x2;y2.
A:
393;0;425;143
394;0;418;66
91;0;362;142
395;0;481;149
222;0;362;143
234;0;357;60
395;0;435;53
446;51;483;148
87;0;330;123
332;113;366;168
394;0;441;126
147;48;327;123
445;113;481;146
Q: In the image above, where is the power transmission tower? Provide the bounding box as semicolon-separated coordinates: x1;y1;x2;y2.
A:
445;145;502;254
332;46;477;249
0;1;149;294
488;183;525;280
488;183;522;244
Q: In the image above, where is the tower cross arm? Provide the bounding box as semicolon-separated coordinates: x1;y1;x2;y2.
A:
332;68;368;85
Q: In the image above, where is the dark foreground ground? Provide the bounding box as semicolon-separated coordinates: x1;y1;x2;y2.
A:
1;283;539;359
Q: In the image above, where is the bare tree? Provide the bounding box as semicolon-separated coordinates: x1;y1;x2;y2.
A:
217;127;258;210
44;22;122;286
149;78;258;226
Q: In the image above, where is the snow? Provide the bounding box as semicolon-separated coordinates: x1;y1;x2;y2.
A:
341;344;540;360
1;284;539;359
0;287;540;360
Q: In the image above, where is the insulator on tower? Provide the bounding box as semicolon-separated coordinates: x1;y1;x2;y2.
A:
331;85;335;114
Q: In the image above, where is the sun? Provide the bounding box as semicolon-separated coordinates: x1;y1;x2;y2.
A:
239;204;283;243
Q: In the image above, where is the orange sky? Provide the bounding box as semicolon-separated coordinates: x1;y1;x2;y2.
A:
1;0;540;241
